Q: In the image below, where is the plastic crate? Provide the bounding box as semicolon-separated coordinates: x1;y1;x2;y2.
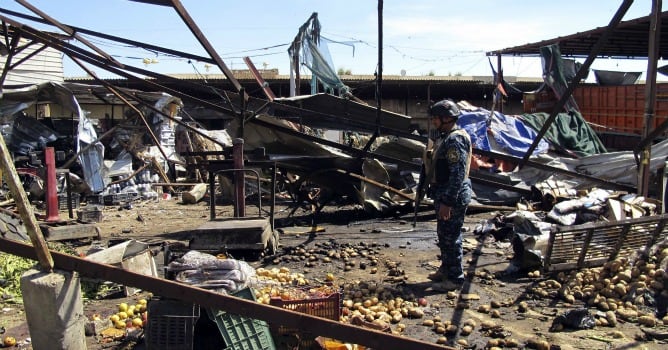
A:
145;298;200;350
206;288;276;350
85;194;104;205
125;191;139;201
269;291;341;349
58;193;80;210
103;194;119;205
77;206;103;223
102;192;138;205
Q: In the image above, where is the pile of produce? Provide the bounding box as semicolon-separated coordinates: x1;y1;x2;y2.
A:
102;298;149;330
254;266;336;304
525;239;668;328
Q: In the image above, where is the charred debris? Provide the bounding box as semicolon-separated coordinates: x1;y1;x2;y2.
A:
0;3;667;265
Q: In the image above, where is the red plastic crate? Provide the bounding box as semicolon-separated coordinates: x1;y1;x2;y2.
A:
269;292;341;349
270;292;340;321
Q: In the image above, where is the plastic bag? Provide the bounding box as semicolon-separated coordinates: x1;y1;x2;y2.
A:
550;308;596;331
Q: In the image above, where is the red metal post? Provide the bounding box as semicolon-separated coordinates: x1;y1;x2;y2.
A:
233;138;245;217
44;147;60;222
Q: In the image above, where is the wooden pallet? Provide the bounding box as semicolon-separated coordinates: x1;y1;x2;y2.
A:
544;213;668;271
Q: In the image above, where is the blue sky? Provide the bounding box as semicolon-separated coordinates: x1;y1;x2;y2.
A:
2;1;666;81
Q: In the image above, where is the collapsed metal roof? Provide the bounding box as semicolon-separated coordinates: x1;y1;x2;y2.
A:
486;10;668;59
0;0;647;204
485;2;663;197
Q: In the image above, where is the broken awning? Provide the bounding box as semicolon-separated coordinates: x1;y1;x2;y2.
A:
272;93;413;134
519;111;608;157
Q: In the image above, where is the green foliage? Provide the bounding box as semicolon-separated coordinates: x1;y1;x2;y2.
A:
81;280;121;300
0;242;109;304
0;252;35;304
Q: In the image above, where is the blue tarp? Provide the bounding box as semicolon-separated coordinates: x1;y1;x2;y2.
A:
456;110;549;157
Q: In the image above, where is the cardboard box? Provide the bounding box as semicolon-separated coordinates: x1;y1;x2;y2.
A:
85;240;158;295
606;198;645;221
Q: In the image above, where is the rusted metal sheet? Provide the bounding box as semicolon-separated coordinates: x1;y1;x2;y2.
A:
544;213;668;271
0;237;453;350
250;115;420;171
475;149;636;193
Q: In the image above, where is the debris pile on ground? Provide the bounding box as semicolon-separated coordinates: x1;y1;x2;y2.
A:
476;183;664;272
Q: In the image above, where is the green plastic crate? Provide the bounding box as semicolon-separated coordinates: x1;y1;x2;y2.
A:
206;288;276;350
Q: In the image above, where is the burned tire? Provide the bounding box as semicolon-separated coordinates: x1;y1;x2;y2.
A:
0;209;29;241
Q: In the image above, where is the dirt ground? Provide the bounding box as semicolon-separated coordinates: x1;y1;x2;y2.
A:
2;196;668;350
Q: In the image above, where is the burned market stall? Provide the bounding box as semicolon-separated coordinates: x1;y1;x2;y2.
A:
2;2;668;350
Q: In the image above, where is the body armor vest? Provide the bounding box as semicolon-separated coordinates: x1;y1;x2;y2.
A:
424;128;471;185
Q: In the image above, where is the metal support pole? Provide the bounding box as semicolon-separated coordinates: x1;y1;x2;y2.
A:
662;158;668;213
209;168;216;220
233;138;245;217
44;147;60;222
64;170;73;219
497;53;503;113
639;0;662;196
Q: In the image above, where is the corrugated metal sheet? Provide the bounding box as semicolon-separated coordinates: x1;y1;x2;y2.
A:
0;38;64;85
487;11;668;60
158;72;527;83
572;84;668;135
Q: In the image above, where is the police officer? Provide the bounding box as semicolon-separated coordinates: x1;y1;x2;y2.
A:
424;99;472;291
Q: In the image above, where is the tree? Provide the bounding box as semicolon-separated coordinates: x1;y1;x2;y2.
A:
337;68;352;75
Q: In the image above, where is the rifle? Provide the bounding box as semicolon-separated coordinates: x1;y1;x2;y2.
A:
413;116;434;227
412;163;426;227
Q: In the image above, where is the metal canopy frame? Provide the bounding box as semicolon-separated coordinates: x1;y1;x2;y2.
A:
0;4;418;140
486;10;668;59
487;0;664;196
0;11;639;193
0;0;643;196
